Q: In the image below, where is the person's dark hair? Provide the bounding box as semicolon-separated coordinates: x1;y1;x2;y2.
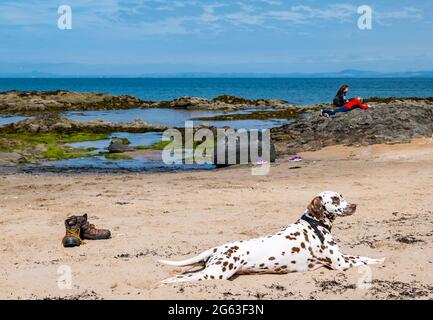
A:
337;85;349;95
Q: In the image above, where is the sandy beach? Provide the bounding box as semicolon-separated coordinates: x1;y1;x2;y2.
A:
1;138;433;300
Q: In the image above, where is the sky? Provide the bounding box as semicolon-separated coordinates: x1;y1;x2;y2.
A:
0;0;432;75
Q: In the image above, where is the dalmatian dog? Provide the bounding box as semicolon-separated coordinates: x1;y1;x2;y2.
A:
159;191;385;284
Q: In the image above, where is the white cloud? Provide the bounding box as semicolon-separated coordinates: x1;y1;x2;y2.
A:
376;6;424;25
260;0;283;6
0;1;426;35
267;10;306;24
270;4;358;23
225;12;265;26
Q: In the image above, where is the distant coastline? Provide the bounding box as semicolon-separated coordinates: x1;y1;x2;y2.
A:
1;69;433;79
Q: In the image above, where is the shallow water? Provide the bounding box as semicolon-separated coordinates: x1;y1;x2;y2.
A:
2;108;287;171
60;131;218;171
64;108;224;128
0;115;27;126
32;155;215;172
66;132;163;152
64;108;290;130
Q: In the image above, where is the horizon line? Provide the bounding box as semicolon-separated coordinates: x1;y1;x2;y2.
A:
1;69;433;79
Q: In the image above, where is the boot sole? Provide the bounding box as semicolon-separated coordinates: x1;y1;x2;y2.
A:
63;237;81;247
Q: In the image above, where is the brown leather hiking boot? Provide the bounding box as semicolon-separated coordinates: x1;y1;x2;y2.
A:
62;216;84;248
79;214;111;240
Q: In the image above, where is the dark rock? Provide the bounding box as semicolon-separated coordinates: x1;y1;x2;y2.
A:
111;138;130;145
271;105;433;155
1;113;166;134
108;138;133;153
145;95;292;111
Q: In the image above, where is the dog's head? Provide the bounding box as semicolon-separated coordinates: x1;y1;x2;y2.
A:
307;191;356;222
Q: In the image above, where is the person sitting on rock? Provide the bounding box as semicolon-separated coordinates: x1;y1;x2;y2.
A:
321;85;369;117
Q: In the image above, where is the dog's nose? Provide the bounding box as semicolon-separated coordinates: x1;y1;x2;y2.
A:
349;204;357;210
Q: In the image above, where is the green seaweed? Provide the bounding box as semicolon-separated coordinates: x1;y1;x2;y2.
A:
104;153;133;160
134;140;172;150
133;145;147;150
192;108;304;121
42;145;65;159
2;132;109;145
42;144;94;160
0;132;108;161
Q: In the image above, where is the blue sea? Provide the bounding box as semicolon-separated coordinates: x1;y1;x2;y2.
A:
1;78;433;105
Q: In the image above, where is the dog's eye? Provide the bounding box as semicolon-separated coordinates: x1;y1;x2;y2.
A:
331;196;340;205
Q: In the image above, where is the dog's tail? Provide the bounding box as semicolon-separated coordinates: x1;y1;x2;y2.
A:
158;248;215;267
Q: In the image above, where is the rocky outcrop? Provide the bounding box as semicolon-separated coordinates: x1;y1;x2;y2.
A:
271;104;433;155
0;91;292;114
2;90;433;115
365;97;433;104
0;113;166;134
0;90;144;114
154;95;291;111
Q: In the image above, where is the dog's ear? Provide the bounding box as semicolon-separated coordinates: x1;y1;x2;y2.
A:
307;196;325;221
